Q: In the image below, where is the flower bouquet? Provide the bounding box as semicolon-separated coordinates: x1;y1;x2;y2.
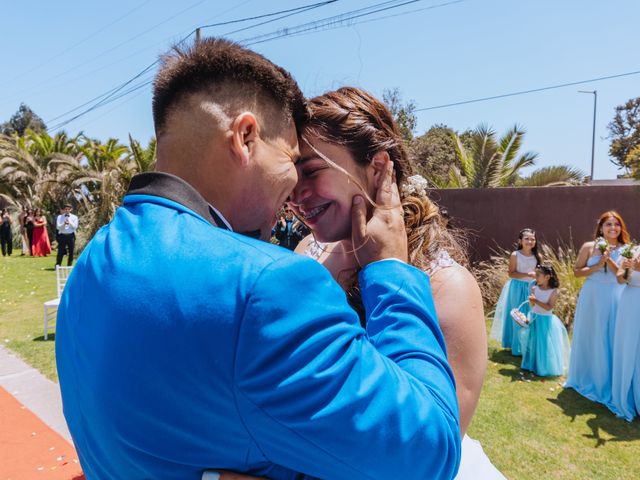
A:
620;243;636;280
595;237;609;273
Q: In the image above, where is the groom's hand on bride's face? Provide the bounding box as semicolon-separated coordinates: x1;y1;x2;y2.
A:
350;158;408;267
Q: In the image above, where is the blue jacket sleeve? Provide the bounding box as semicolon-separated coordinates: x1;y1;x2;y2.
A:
233;255;460;480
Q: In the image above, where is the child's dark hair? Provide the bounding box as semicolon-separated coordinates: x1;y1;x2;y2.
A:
517;227;541;266
536;264;559;289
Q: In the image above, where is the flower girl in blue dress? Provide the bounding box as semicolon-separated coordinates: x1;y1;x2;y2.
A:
609;247;640;421
491;228;539;355
565;211;629;405
520;265;570;377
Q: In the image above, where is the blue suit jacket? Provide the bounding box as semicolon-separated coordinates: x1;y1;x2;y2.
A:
56;172;460;479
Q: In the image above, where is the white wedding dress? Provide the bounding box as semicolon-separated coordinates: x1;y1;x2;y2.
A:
305;242;505;479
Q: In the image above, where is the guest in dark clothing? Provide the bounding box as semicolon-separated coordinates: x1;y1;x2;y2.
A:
0;208;13;256
274;209;307;250
24;208;35;255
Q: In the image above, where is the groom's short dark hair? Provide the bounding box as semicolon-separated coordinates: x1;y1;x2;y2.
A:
152;37;307;138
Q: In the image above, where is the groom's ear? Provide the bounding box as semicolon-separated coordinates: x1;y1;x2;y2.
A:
370;151;391;188
230;112;259;166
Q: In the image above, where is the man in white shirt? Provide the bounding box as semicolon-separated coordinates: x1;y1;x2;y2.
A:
56;204;78;266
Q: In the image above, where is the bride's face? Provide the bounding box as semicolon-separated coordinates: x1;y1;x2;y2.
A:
288;136;374;243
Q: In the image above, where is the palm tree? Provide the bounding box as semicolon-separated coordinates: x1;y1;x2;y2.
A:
0;133;51;208
1;129;158;241
517;165;585;187
448;124;538;188
128;135;156;179
55;135;156;238
0;129;86;207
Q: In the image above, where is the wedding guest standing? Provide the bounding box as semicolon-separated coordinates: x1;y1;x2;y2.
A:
31;208;52;257
20;207;30;255
565;211;629;406
490;228;539;355
56;204;79;266
274;208;306;250
609;246;640;421
0;208;13;256
24;208;35;255
520;264;570;377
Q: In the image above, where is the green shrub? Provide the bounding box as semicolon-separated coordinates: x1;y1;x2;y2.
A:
539;242;584;331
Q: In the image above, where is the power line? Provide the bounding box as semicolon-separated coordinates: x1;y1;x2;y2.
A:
76;83;152;132
46;0;339;131
199;0;338;30
49;78;154;133
242;0;463;46
217;0;341;38
46;62;159;126
241;0;429;46
415;70;640;111
48;0;468;131
0;0;211;104
3;0;154;86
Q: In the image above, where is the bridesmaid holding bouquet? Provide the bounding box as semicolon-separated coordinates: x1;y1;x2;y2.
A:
565;211;629;406
609;244;640;421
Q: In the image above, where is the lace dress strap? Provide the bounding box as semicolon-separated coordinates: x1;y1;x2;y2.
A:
303;239;325;261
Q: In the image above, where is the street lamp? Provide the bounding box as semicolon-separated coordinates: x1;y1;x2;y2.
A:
578;90;597;182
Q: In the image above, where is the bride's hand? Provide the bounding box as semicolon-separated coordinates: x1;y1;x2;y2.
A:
350;158;407;266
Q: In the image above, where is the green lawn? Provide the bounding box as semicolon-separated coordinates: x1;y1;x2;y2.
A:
0;255;58;380
1;255;639;478
469;346;640;479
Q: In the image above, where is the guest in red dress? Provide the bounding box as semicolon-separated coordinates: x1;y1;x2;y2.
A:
31;209;52;257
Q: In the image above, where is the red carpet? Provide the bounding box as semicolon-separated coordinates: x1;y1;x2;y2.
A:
0;386;84;480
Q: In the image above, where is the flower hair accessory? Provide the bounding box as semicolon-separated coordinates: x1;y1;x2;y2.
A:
401;174;429;198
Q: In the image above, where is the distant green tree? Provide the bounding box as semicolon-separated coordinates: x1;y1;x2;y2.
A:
382;88;417;142
627;145;640;180
1;103;47;135
607;97;640;172
449;124;537;188
409;125;474;186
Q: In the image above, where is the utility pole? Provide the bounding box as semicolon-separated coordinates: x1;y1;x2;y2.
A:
195;28;201;44
578;90;597;182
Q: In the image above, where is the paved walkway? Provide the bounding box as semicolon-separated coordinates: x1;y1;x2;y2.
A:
0;345;84;479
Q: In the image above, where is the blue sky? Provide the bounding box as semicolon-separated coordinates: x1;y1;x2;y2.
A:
2;0;638;180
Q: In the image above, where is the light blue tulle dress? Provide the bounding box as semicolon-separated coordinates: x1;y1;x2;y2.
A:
565;247;624;405
490;251;537;355
520;286;571;377
609;267;640;421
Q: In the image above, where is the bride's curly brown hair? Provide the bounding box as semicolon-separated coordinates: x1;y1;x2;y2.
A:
303;86;468;271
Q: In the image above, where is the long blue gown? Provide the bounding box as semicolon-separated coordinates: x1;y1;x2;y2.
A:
565;248;624;406
490;251;537;356
609;268;640;421
520;286;570;377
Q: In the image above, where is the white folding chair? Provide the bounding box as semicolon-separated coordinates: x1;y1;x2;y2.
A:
43;266;73;340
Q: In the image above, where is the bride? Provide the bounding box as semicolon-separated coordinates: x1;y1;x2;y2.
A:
212;86;503;479
288;87;503;479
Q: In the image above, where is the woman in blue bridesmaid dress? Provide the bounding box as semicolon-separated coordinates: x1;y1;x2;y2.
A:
520;264;570;377
565;211;630;406
609;248;640;421
490;228;539;356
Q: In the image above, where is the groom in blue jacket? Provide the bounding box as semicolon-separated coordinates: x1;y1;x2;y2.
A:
56;38;460;479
